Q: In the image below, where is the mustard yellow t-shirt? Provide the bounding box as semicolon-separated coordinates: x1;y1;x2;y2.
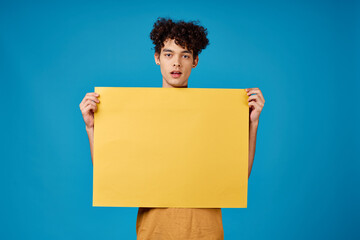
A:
136;207;224;240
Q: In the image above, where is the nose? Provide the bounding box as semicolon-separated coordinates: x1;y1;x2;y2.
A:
173;56;181;67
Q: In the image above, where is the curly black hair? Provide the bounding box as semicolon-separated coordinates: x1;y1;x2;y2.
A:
150;17;209;60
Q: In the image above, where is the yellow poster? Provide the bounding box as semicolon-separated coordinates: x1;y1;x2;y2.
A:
93;87;248;208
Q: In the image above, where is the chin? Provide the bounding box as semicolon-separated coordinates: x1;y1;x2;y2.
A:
168;79;188;87
173;82;186;87
174;83;188;88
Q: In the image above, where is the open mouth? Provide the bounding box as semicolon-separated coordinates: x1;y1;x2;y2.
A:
170;71;182;78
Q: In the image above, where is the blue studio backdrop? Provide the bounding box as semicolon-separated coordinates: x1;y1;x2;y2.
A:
1;0;359;239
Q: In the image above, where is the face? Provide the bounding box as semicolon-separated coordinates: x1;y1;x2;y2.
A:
154;38;199;88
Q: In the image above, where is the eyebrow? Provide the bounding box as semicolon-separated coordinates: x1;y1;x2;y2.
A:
163;48;192;54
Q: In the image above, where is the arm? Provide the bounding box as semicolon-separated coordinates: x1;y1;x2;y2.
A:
248;120;258;178
79;92;100;166
246;88;265;179
86;126;95;165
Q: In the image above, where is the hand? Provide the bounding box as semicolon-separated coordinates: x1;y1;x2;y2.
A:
246;88;265;123
79;92;100;129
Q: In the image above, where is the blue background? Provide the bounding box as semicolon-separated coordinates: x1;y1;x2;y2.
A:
1;0;359;239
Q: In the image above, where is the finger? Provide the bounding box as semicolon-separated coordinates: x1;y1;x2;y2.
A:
84;95;100;103
82;104;93;115
247;94;261;102
84;99;98;106
82;103;97;114
248;101;262;111
248;95;264;107
84;97;100;106
80;96;100;108
247;88;265;103
81;92;97;104
248;101;256;111
80;99;95;111
246;87;258;91
80;92;100;107
246;87;258;92
81;100;97;112
86;92;100;97
255;90;265;103
246;88;260;96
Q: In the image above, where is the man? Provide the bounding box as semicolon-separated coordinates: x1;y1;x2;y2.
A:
79;17;265;240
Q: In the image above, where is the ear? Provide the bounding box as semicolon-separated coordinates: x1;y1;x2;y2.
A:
192;55;199;68
154;52;160;65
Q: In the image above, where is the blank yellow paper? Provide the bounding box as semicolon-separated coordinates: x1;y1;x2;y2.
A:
93;87;248;208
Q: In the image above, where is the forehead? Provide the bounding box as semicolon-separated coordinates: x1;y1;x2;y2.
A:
161;38;192;53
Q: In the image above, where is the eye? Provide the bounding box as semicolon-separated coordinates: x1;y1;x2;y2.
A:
183;55;190;59
165;54;172;57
